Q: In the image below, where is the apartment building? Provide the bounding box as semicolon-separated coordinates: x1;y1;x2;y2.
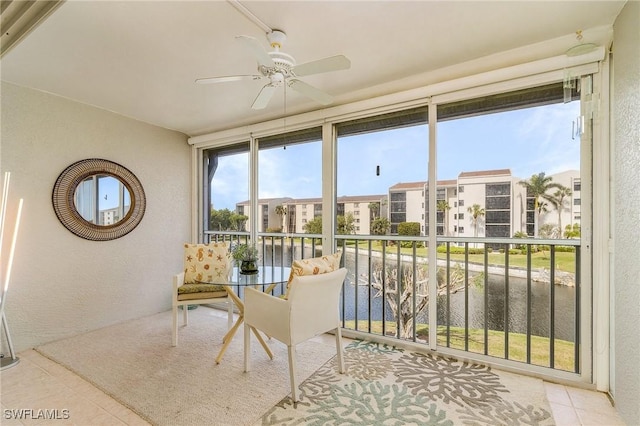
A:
233;169;580;237
236;194;387;234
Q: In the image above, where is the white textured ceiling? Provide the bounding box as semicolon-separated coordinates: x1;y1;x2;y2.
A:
0;1;626;137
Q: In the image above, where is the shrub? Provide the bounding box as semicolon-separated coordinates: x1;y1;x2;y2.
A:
397;222;420;236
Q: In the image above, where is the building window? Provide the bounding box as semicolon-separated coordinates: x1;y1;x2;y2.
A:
458;185;464;193
454;214;457;219
458;226;464;233
354;202;359;208
454;201;457;207
458;199;464;207
458;213;464;220
574;181;581;191
574;198;581;205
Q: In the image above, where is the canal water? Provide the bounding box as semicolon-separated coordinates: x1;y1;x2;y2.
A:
263;244;576;342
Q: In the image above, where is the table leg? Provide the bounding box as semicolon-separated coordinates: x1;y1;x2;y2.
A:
216;285;273;363
216;315;244;364
250;325;273;359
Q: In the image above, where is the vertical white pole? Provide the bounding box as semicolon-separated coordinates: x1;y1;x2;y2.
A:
1;198;23;321
0;170;23;368
428;102;438;350
0;172;10;262
2;199;23;302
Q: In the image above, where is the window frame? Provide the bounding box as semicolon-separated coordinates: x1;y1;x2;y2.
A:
190;52;604;387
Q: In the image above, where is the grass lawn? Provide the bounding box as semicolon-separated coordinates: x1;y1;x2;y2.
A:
344;320;576;372
349;240;576;273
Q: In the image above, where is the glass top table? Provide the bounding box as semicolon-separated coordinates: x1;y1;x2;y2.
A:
202;265;291;364
228;266;291;288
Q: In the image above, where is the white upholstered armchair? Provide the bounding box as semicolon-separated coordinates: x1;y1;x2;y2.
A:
243;267;348;402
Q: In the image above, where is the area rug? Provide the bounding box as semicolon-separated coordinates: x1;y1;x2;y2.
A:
35;308;337;426
261;340;555;425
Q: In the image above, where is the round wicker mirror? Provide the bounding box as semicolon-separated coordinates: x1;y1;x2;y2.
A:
52;159;146;241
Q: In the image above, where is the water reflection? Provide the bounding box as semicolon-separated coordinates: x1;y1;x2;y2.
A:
261;242;576;342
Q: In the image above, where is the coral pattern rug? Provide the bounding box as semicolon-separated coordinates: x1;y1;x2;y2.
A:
261;340;555;425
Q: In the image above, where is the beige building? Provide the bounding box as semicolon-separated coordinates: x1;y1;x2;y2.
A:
237;195;386;234
236;169;580;237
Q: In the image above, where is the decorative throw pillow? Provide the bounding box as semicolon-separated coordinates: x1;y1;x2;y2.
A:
284;251;343;299
183;242;232;284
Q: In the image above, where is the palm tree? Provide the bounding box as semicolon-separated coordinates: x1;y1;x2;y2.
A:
274;204;286;232
368;202;380;219
518;172;563;238
550;186;572;238
467;203;485;240
436;200;451;236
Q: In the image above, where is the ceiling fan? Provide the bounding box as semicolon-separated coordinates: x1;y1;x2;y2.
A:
196;30;351;110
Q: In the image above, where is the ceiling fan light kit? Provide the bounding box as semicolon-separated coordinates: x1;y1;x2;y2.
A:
196;29;350;110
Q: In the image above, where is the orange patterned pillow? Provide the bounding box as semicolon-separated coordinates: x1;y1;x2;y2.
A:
284;251;343;299
183;242;232;284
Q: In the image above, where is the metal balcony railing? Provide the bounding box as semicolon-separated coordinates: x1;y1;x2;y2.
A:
205;231;580;373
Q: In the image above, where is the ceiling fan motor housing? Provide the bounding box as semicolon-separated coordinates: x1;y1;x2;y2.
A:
260;51;295;80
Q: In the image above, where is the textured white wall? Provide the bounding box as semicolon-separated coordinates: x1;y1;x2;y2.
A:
612;1;640;423
1;82;191;352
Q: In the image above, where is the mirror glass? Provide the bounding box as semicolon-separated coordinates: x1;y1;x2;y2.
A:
74;174;131;225
52;158;145;241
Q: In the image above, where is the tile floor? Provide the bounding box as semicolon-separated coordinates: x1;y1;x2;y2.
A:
1;336;627;425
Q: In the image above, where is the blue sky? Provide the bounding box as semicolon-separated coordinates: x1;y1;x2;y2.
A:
96;176;130;210
211;101;580;210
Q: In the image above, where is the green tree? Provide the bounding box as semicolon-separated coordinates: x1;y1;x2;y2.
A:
274;204;286;232
210;208;247;231
436;200;451;236
513;231;529;250
368;202;380;219
230;212;248;231
519;172;563;238
550;186;572;238
337;212;356;235
370;217;390;236
303;216;323;234
467;203;485;239
397;222;420;236
564;223;581;238
397;222;421;248
539;223;556;239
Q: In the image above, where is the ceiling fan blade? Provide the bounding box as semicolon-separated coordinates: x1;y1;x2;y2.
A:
251;84;277;109
195;75;262;84
236;35;275;68
292;55;351;77
288;79;333;105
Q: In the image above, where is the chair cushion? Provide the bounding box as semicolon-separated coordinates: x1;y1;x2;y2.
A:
284;251;342;299
183;242;232;284
177;283;228;301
